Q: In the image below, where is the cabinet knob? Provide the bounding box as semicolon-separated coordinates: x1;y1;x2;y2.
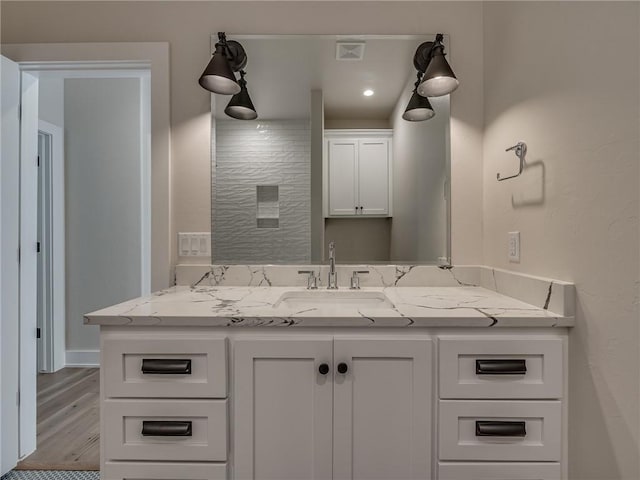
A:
318;363;330;375
337;362;349;374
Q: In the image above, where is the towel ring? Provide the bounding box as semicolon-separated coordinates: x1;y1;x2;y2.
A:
497;142;527;181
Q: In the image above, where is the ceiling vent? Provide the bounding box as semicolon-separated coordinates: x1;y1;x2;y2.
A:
336;41;366;61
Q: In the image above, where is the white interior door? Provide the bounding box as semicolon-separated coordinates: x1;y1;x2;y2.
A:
234;338;333;480
357;139;389;215
19;70;39;459
1;54;21;476
333;337;432;480
328;140;358;216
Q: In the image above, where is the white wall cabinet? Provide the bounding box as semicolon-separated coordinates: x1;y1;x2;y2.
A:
234;336;431;480
325;130;392;217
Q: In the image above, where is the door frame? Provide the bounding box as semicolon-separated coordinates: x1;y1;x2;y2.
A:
37;120;65;373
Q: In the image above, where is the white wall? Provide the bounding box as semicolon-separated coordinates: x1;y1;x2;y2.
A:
64;77;142;350
482;3;640;479
390;81;450;262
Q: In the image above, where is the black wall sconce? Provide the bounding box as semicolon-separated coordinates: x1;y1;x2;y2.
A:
403;72;435;122
404;33;458;122
199;32;258;120
224;71;258;120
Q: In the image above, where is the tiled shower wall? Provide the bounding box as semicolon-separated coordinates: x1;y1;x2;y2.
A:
213;120;311;263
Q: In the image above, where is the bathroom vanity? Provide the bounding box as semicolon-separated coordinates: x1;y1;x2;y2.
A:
87;265;574;480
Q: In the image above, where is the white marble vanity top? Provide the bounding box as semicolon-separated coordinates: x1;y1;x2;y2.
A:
85;284;574;328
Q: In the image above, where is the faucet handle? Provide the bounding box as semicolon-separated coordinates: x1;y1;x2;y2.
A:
298;270;318;290
350;270;369;290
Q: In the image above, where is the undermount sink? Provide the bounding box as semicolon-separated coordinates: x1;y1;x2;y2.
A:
274;290;395;309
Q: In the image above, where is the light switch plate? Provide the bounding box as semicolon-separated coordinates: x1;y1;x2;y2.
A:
178;232;211;257
508;231;520;263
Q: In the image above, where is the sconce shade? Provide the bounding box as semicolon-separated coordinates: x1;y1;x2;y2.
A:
225;77;257;120
417;46;459;97
199;44;241;95
402;90;435;122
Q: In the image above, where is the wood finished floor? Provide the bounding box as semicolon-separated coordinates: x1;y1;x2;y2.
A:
15;368;100;471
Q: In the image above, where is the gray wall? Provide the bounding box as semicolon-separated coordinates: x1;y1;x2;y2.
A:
310;91;324;262
213;120;311;263
65;77;142;350
38;77;64;127
324;218;391;263
389;83;449;263
325;118;390;129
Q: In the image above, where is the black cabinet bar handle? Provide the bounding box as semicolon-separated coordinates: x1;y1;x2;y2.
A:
141;359;192;375
475;359;526;375
475;421;526;437
142;420;192;437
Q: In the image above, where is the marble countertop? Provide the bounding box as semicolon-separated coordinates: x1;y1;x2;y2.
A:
85;285;574;328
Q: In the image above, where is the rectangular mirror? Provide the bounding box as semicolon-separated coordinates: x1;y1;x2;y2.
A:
211;34;451;265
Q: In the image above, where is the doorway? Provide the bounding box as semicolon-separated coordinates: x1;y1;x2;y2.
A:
19;67;152;471
37;122;65;374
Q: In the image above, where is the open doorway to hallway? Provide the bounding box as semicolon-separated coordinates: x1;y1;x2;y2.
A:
16;68;151;471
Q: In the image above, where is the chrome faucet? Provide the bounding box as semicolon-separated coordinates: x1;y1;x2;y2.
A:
328;241;338;289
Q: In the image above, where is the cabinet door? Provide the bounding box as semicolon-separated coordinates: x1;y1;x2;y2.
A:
328;140;358;215
357;139;389;215
234;338;333;480
333;337;432;480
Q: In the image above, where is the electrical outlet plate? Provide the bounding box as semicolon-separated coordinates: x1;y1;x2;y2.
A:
178;232;211;257
508;231;520;263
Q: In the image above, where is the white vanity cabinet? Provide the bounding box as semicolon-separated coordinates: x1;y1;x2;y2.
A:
324;130;392;217
437;336;566;480
99;328;567;480
234;336;431;480
100;332;230;480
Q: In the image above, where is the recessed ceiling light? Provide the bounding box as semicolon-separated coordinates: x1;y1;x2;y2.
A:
363;89;374;97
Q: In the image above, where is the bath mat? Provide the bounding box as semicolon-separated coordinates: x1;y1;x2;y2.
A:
1;472;99;480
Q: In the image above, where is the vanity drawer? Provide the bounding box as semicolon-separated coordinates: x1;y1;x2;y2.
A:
103;335;227;398
103;461;227;480
438;400;561;461
439;337;563;399
438;462;561;480
104;399;228;462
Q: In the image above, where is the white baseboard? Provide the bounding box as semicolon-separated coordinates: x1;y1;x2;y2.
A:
65;349;100;368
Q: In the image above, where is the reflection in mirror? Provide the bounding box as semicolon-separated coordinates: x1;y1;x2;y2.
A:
211;35;451;265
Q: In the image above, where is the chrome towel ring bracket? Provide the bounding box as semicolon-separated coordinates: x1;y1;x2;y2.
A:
497;141;527;181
